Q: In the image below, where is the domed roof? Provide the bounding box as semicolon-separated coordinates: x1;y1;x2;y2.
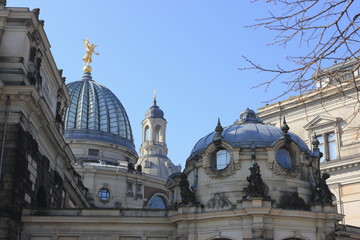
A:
189;108;309;159
137;156;180;179
145;99;165;120
64;72;135;151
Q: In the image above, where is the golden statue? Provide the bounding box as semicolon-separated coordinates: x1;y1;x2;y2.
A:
82;38;99;64
153;89;157;105
153;89;157;101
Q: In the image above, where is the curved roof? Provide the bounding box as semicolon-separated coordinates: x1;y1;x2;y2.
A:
64;72;135;151
137;155;180;179
189;109;309;159
145;100;165;120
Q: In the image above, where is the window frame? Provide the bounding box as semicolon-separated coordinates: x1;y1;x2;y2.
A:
316;131;338;162
98;187;110;203
88;148;100;157
148;195;167;209
204;142;235;179
304;115;341;162
213;149;231;170
275;147;295;169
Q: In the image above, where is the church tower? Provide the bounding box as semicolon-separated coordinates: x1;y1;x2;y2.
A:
137;93;180;179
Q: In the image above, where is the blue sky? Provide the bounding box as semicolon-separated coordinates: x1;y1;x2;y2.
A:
11;1;306;167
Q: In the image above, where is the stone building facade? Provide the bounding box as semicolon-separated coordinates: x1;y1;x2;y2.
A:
0;6;88;239
258;59;360;227
1;3;360;240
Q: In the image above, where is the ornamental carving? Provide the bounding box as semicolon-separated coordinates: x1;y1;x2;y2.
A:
272;162;302;178
206;193;233;210
28;46;42;89
204;163;236;179
271;140;302;178
203;142;236;179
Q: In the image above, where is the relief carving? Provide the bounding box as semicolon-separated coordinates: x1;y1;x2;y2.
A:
206;193;233;210
272;162;302;178
28;47;42;89
204;162;236;179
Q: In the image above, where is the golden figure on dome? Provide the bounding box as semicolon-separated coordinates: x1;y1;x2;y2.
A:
82;38;99;64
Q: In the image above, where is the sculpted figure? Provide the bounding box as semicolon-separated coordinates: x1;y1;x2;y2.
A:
179;173;195;205
83;38;99;64
313;173;333;204
245;162;266;198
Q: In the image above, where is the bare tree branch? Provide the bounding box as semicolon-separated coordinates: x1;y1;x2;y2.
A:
241;0;360;101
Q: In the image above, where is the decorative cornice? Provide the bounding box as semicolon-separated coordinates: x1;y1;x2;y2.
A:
321;159;360;175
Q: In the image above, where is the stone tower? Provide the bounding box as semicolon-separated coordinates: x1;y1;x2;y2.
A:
137;95;180;179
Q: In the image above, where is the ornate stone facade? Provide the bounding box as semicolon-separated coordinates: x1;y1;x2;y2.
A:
1;4;360;240
258;59;360;227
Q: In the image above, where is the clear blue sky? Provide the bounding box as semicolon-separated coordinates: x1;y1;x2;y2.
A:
11;1;306;167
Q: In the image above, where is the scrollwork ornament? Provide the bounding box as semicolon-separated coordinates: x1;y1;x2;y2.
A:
204;162;236;179
206;193;233;210
272;162;302;178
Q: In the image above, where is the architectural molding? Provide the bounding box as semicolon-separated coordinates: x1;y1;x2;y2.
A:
304;115;342;131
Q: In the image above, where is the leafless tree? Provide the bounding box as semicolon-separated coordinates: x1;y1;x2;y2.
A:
242;0;360;101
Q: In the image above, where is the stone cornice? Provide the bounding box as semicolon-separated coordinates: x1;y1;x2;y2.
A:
2;7;70;103
321;157;360;175
258;79;360;118
168;206;342;222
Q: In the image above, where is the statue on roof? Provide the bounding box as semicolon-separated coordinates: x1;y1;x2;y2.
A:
179;173;196;205
244;162;267;199
82;38;99;64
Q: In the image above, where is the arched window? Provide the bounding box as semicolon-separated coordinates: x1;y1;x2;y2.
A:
144;125;149;141
155;125;162;142
98;188;110;201
213;149;231;170
148;195;166;209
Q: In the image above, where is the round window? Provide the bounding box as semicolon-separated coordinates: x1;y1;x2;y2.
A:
276;148;294;169
99;188;110;201
214;149;231;170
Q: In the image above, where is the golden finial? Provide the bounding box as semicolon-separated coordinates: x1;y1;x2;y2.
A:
82;38;99;72
153;89;157;105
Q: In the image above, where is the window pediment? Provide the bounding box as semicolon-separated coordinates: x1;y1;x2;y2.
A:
304;115;341;131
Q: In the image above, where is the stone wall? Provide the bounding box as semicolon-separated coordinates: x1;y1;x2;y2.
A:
0;125;65;239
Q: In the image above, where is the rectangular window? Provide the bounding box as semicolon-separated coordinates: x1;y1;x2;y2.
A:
327;132;337;160
136;183;143;199
88;149;99;157
127;181;133;197
317;135;325;161
316;132;337;162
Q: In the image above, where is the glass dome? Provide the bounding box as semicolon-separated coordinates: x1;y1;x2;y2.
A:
64;72;135;151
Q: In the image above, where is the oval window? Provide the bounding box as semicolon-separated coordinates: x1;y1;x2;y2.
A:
215;149;231;170
99;188;110;201
276;148;294;169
